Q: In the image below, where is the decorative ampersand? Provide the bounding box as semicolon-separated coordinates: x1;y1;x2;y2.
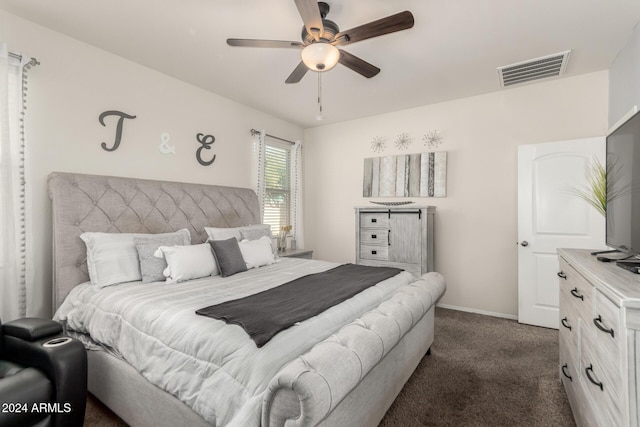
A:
99;110;136;151
196;133;216;166
159;132;176;154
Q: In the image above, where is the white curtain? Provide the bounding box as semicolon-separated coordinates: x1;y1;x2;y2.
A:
292;141;304;249
0;44;31;322
252;131;304;249
252;129;266;220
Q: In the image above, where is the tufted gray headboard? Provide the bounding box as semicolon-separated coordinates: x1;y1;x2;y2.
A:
47;172;260;311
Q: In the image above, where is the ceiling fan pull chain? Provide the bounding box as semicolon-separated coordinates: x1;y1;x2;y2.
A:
317;72;323;121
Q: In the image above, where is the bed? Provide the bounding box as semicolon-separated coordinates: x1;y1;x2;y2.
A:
48;172;446;427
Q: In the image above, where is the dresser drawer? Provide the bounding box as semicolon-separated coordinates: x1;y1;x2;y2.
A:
580;290;625;426
592;290;622;364
560;345;578;388
580;344;624;427
359;212;389;229
558;300;579;366
360;229;389;245
359;245;389;261
559;259;593;321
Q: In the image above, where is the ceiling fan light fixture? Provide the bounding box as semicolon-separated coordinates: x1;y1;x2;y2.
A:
301;43;340;72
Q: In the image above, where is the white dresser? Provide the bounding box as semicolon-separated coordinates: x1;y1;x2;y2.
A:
558;249;640;426
355;206;435;277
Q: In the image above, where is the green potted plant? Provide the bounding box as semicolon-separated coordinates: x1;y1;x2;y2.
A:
571;159;607;216
571;158;629;216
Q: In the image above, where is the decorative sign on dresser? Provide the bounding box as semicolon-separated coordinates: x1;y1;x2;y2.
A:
557;248;640;426
355;206;435;277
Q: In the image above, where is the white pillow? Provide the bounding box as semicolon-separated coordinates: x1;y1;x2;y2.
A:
80;229;190;288
239;236;276;269
205;224;271;241
154;243;218;283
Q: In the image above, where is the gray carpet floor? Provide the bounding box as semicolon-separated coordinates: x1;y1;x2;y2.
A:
379;308;575;426
83;307;575;426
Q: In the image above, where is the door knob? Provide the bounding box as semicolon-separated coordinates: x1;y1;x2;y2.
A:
520;241;529;247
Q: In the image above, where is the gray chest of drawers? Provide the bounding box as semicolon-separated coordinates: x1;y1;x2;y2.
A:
355;206;435;277
558;248;640;426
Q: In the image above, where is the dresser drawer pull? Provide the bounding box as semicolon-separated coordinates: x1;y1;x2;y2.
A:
585;364;603;391
593;315;615;338
371;218;377;223
570;288;584;300
371;234;377;239
557;271;567;279
371;250;377;255
561;317;572;331
561;364;572;382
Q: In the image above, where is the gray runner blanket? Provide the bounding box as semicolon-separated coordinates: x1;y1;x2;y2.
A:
196;263;402;347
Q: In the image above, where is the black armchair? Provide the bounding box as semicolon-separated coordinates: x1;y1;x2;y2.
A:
0;317;87;427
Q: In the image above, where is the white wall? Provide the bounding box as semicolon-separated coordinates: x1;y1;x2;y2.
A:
0;10;303;317
304;71;608;318
610;22;640;127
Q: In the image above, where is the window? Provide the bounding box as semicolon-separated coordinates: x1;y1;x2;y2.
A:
263;139;291;232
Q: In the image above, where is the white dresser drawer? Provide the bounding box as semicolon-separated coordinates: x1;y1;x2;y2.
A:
559;301;579;367
560;345;578;389
559;258;593;322
592;290;622;366
359;245;389;261
359;212;389;229
360;229;389;245
580;349;624;426
580;291;625;427
589;292;624;426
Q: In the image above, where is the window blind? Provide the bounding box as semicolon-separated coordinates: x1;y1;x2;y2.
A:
263;140;291;232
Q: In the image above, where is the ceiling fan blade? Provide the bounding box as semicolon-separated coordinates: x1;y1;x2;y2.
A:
227;39;304;48
333;11;414;46
338;50;380;78
294;0;324;41
285;61;309;84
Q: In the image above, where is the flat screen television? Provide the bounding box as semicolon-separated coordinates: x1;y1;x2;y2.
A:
606;108;640;258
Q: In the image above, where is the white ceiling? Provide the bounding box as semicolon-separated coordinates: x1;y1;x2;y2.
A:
2;0;640;128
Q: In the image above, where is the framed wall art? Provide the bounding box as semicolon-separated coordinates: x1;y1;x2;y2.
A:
363;151;447;198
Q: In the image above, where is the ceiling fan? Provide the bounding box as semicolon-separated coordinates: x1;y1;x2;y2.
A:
227;0;415;84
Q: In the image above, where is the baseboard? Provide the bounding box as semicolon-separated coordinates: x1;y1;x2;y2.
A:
436;303;518;321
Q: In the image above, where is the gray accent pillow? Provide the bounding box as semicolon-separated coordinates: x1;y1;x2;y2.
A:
205;224;271;241
134;229;191;283
240;227;271;241
209;238;248;277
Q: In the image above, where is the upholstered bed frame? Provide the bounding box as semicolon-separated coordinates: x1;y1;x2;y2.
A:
48;172;445;427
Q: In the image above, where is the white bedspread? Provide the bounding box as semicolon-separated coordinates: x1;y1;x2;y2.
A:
54;258;417;426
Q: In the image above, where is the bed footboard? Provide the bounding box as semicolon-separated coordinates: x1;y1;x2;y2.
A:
262;272;446;427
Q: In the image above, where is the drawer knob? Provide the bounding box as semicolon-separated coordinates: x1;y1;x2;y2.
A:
561;364;572;382
593;315;615;338
585;364;604;391
570;288;584;300
557;271;567;279
372;234;377;239
371;218;377;223
561;317;572;331
371;250;377;255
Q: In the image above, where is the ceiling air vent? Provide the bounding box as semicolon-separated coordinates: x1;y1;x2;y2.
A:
498;50;571;87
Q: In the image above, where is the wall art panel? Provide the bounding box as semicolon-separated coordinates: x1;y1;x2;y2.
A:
363;151;447;198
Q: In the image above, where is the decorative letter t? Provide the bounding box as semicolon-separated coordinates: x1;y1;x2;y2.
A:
99;110;137;151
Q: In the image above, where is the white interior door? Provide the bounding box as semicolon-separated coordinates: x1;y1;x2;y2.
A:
518;137;605;328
